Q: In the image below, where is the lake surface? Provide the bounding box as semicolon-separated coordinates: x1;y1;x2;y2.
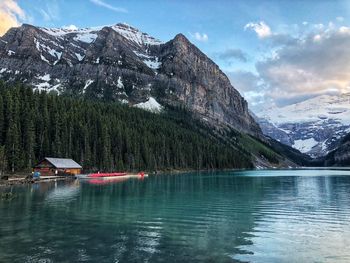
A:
1;169;350;263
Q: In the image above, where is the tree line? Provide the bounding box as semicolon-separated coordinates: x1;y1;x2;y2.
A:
0;82;253;173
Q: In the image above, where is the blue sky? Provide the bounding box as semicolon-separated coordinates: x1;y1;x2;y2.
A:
2;0;350;110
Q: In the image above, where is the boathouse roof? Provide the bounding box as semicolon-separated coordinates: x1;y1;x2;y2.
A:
40;157;82;169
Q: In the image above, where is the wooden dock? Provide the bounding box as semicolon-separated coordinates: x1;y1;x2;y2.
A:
1;175;75;187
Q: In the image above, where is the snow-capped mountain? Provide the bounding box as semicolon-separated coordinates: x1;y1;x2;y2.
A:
39;23;163;45
256;93;350;157
0;23;262;137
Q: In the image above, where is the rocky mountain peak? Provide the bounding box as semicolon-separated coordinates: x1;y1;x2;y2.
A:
0;23;263;138
173;33;189;43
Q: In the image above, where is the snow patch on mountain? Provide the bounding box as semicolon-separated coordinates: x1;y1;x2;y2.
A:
143;58;161;69
34;38;62;60
133;51;162;70
33;82;60;94
111;23;163;46
34;82;50;90
83;79;94;93
134;97;163;113
36;74;51;82
74;33;98;44
40;26;99;37
293;138;318;152
40;54;50;64
75;53;85;61
117;77;124;89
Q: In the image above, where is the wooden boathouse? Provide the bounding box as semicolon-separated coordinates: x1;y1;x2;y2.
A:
34;157;82;176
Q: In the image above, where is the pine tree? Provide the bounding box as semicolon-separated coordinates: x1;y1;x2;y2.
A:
5;92;21;172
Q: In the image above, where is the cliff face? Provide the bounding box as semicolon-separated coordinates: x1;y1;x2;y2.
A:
0;23;262;137
156;34;261;136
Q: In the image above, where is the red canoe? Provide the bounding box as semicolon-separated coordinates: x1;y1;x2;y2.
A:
89;172;127;178
88;177;129;185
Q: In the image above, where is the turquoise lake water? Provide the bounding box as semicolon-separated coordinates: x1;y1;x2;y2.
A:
1;169;350;263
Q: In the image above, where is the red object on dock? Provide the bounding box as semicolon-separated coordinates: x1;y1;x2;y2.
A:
89;172;127;178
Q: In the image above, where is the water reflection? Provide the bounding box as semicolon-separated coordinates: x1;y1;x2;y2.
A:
45;181;80;204
235;172;350;263
0;170;350;262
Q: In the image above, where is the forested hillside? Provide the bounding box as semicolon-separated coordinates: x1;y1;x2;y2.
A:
321;133;350;166
0;82;261;173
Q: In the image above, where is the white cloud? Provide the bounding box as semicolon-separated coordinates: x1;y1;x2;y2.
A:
90;0;128;13
244;21;272;38
313;34;322;42
191;32;208;42
0;0;25;36
339;26;350;34
255;23;350;106
232;20;350;109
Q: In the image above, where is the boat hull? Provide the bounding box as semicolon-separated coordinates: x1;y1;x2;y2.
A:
77;173;148;180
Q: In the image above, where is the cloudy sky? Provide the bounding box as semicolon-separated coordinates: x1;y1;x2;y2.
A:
1;0;350;111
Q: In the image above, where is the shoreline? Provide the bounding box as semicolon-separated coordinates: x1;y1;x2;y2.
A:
153;167;245;176
0;168;239;187
1;166;349;188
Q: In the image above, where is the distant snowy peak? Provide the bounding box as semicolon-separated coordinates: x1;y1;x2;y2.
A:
256;93;350;157
39;23;163;46
260;93;350;125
